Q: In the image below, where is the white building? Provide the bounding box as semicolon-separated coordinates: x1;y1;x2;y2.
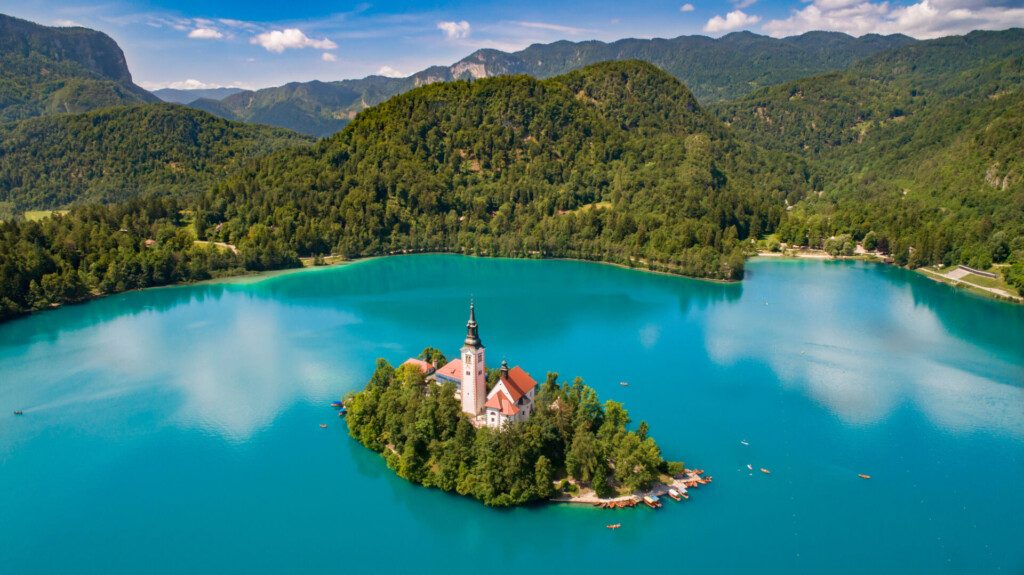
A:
434;303;537;428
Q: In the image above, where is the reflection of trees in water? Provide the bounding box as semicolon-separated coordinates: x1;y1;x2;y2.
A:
248;254;741;343
0;284;229;347
903;265;1024;363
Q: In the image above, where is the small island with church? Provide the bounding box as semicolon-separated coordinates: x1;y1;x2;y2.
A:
342;303;710;508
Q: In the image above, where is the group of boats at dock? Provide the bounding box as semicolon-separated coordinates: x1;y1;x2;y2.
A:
601;469;712;528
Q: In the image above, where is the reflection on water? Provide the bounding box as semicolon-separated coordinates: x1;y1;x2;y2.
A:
705;259;1024;436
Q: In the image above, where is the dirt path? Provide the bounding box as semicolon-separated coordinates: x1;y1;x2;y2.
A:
920;268;1020;301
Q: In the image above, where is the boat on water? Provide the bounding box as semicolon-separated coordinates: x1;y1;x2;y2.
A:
667;488;683;501
747;464;753;470
760;468;771;475
13;410;24;416
619;381;629;387
643;495;662;509
330;401;343;408
740;440;749;446
606;523;621;530
319;423;328;429
858;474;871;480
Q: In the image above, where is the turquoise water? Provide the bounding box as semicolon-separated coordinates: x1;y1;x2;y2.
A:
1;255;1022;574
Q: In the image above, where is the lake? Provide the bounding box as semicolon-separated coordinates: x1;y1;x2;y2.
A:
1;255;1022;574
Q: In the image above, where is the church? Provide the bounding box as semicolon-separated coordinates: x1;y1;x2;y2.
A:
432;303;538;428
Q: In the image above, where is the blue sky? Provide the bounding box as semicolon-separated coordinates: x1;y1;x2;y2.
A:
5;0;1023;90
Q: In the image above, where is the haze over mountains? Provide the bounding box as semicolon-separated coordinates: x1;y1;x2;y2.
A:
184;31;917;137
152;87;246;105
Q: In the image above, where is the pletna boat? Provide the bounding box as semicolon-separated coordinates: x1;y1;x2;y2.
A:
667;488;682;501
760;468;771;475
330;401;343;408
643;495;662;509
858;474;871;480
606;523;621;530
319;423;328;429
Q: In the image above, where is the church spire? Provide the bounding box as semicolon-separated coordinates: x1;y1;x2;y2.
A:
464;301;483;347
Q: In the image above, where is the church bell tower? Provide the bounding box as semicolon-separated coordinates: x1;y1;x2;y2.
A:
460;302;486;416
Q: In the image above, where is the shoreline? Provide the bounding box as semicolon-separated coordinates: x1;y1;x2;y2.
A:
550;470;711;508
4;250;1019;324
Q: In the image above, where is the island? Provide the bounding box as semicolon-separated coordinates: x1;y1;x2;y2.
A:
343;303;709;507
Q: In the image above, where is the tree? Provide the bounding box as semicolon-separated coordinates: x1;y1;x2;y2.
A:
534;455;554;499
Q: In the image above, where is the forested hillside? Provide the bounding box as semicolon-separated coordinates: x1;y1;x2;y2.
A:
192;31;914;137
0;104;313;211
193;61;807;278
0;14;155;121
0;61;810;319
713;29;1024;290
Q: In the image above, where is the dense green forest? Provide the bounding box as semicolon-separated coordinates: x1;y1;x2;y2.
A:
0;104;312;210
345;356;681;506
2;23;1024;321
713;29;1024;290
0;14;155;122
190;61;807;282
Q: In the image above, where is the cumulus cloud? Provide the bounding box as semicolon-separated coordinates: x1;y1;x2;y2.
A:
188;27;224;39
376;65;405;77
680;3;696;12
762;0;1024;38
437;20;471;39
321;52;337;62
251;28;338;53
703;10;762;33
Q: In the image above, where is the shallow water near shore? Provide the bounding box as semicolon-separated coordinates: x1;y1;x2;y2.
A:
1;255;1022;574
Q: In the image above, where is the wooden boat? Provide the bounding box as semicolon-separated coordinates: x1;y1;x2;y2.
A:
13;410;24;415
760;468;771;475
330;401;343;408
319;423;328;429
643;495;662;509
667;488;682;501
606;523;621;530
858;474;871;480
619;381;629;387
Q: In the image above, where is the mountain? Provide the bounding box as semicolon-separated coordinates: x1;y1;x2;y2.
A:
0;103;312;210
193;31;915;137
152;87;246;104
0;13;156;122
712;29;1024;278
190;60;807;276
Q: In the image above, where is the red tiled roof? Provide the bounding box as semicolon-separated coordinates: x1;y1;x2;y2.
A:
501;366;537;401
485;391;519;416
435;359;462;380
401;358;436;375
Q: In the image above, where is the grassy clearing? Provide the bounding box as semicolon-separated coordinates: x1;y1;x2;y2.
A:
23;210;69;221
560;201;612;215
919;265;1021;301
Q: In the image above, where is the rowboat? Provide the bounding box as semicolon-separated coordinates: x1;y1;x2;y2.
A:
760;468;771;475
858;474;871;480
667;488;682;501
319;423;328;429
606;523;621;530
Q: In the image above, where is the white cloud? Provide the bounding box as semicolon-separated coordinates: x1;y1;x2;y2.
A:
376;65;405;77
703;10;762;33
251;28;338;53
188;27;224;40
762;0;1024;38
733;0;758;8
53;19;82;27
680;4;696;12
437;20;471;39
321;52;337;62
512;21;591;35
139;78;250;90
